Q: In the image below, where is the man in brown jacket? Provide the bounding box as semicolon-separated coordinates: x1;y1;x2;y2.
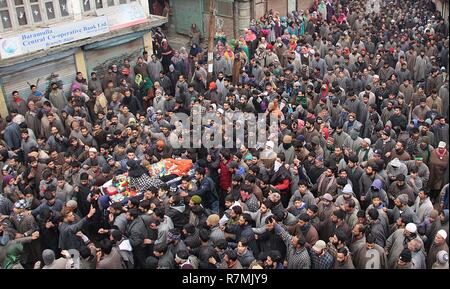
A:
96;239;125;269
314;168;338;197
134;57;149;78
288;213;319;249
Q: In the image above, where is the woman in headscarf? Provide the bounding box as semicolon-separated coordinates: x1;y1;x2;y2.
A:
287;20;298;36
281;29;291;46
223;45;234;78
317;0;327;20
126;160;156;193
237;37;250;60
3;243;24;269
267;17;276;43
133;73;144;102
146;106;157;125
288;35;298;52
273;15;282;39
189;23;201;46
178;47;190;79
171;50;185;76
215;40;226;57
244;28;258;58
134;74;153;110
249;18;259;36
325;0;335;23
160;39;174;72
298;18;306;36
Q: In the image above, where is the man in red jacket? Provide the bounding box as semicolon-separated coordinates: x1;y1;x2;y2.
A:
218;150;232;211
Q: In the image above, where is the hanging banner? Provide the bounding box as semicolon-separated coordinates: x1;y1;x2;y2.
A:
96;2;147;31
0;16;109;60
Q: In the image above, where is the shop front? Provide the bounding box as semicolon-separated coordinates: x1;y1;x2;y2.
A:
0;2;166;117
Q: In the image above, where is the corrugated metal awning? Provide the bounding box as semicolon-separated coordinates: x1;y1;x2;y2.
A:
83;31;147;51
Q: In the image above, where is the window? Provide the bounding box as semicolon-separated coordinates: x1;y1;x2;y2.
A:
0;0;73;32
95;0;103;9
45;0;56;19
81;0;135;13
217;0;233;17
82;0;91;11
0;0;12;29
30;0;43;23
15;0;28;26
204;0;233;17
58;0;68;16
204;0;212;13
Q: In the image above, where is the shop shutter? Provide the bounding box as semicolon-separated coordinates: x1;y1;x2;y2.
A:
84;37;144;80
2;55;76;104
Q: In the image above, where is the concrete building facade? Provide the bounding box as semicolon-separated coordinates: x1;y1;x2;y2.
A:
0;0;167;117
170;0;314;40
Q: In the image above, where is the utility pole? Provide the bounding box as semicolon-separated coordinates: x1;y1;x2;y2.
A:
207;0;216;82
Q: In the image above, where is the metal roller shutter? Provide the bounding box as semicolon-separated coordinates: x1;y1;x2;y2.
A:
84;37;144;79
2;55;76;104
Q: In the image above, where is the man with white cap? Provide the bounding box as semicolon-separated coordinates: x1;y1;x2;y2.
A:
429;141;449;201
385;222;423;269
357;138;374;167
82;147;106;168
432;250;449;269
427;229;449;268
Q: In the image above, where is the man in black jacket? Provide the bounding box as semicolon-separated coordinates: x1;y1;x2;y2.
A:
187;167;219;213
167;195;189;230
59;205;96;251
225;213;258;257
258;216;286;260
366;208;387;248
158;71;173;96
74;173;92;217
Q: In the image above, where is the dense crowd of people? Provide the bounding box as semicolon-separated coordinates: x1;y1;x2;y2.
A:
0;0;448;269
